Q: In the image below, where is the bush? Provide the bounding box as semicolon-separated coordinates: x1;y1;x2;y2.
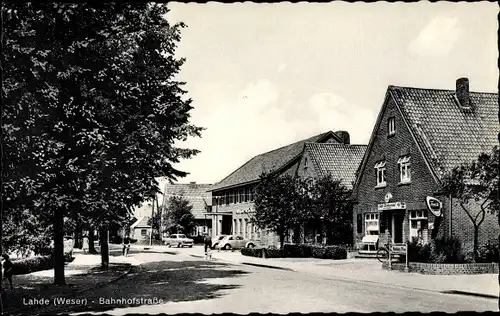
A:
324;245;347;260
263;248;284;258
408;237;464;263
311;245;327;259
241;248;263;258
11;255;53;275
478;242;499;263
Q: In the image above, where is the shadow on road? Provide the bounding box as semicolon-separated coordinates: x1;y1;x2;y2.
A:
36;260;249;315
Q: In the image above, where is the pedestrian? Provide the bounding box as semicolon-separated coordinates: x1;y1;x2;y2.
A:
2;254;14;290
204;234;212;260
123;236;130;257
82;235;89;254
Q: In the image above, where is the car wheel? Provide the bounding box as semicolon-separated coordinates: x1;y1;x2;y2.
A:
189;245;193;248
166;243;171;248
178;243;182;248
224;244;231;250
247;243;255;249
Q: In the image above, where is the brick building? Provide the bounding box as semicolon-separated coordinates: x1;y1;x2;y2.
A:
207;130;352;246
295;142;367;243
352;78;498;253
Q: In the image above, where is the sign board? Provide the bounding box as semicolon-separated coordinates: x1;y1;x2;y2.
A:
390;243;407;254
378;202;407;211
426;196;442;217
384;192;393;203
428;222;434;230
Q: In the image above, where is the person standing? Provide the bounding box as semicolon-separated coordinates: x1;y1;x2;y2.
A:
2;254;14;290
123;236;130;257
204;234;212;260
82;235;89;254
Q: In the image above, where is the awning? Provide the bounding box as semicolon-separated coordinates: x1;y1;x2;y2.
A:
374;161;386;168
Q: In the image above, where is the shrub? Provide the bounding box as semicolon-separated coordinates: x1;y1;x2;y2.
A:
324;245;347;260
263;249;284;258
478;242;499;263
11;255;53;275
283;244;303;257
241;248;263;258
408;237;464;263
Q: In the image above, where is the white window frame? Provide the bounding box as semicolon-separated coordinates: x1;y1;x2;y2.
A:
364;213;380;235
398;156;411;183
388;117;396;136
409;210;428;243
374;161;387;187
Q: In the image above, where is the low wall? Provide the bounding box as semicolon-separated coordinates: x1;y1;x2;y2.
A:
382;261;499;275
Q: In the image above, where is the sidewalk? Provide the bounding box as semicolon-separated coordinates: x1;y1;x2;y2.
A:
2;252;138;314
202;250;499;299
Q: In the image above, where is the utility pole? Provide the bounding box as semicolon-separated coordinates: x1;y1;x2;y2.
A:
150;196;155;246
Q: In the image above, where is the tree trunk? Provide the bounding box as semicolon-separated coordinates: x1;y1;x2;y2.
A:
74;224;83;249
279;234;285;250
473;225;479;260
88;228;97;254
99;226;109;269
53;208;66;285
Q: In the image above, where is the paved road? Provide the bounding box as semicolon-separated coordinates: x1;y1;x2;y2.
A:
35;250;496;315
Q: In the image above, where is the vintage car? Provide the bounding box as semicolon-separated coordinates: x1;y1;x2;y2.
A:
163;234;194;248
216;235;248;250
211;235;228;249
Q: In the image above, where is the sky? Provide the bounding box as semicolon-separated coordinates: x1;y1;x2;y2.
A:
165;2;498;185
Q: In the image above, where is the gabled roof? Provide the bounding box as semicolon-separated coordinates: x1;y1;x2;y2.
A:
208;131;342;192
304;143;367;189
131;216;151;229
354;83;498;191
163;183;212;219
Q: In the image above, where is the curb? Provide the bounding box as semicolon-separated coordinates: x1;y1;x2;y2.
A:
440;290;499;300
241;262;294;271
3;262;134;315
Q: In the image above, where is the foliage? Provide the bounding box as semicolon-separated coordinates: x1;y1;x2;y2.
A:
309;174;353;245
441;146;499;258
241;248;263;258
2;3;202;282
408;238;464;263
11;256;53;275
253;173;305;249
263;248;285;258
164;195;195;234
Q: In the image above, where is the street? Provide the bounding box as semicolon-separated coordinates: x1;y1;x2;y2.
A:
34;247;496;315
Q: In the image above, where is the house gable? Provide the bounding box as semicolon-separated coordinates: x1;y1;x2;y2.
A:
353;89;440;207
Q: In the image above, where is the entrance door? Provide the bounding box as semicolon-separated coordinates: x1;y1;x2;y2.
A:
392;213;404;243
221;215;232;235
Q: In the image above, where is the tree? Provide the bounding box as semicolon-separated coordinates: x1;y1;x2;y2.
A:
253;173;302;249
309;175;353;245
164;195;195;235
2;3;202;283
441;146;499;259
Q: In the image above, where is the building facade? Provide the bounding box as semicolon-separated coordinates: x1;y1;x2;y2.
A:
207;130;353;246
352;78;499;252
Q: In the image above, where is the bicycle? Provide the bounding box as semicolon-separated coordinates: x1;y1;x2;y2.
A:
376;243;390;263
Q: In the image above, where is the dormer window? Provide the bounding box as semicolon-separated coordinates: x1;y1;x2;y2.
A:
398;155;411;183
388;117;396;136
374;161;386;187
304;157;308;169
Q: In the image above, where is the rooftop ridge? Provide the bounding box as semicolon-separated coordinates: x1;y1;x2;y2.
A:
388;85;498;95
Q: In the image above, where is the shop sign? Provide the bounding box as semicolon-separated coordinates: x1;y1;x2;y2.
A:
391;243;407;254
426;196;442;217
377;202;407;211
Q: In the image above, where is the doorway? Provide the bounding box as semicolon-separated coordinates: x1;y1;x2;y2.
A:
221;215;232;235
392;213;404;243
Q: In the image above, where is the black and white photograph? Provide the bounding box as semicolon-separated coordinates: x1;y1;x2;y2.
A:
1;1;499;315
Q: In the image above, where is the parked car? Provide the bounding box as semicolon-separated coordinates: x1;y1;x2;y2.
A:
245;239;263;249
163;234;194;248
217;235;247;250
212;235;227;249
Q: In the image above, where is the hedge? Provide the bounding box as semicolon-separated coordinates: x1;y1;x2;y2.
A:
242;244;347;260
11;255;53;275
241;248;263;257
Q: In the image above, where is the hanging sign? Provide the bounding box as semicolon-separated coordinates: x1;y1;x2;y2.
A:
426;196;442;217
390;243;407;254
377;202;407;211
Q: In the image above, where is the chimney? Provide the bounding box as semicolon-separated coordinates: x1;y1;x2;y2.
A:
456;78;471;109
335;130;350;144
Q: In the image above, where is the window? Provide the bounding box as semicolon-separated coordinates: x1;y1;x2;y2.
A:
357;214;363;234
244;188;249;202
250;187;254;201
388;117;396;136
409;210;428;244
225;192;229;205
141;229;147;236
239;219;243;234
398;156;411;183
364;213;379;235
239;189;244;203
374;161;386;187
236;236;244;240
304;157;308;169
